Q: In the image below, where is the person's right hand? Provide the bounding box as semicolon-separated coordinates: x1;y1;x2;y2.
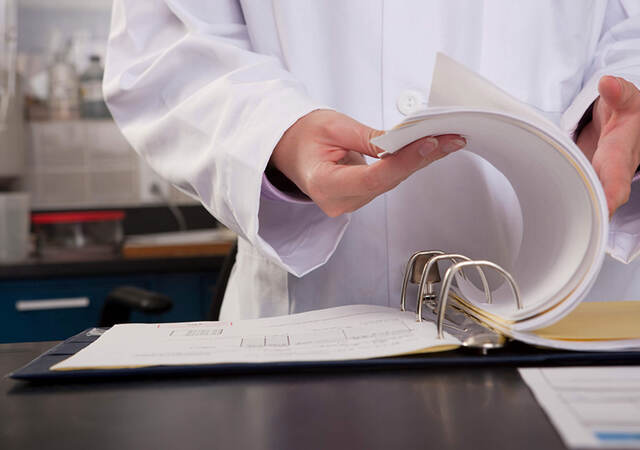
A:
270;109;467;217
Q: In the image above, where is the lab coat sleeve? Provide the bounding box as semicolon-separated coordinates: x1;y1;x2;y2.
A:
103;0;349;277
561;0;640;263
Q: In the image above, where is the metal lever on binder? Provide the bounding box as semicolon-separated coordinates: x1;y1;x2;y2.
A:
400;250;444;312
435;260;522;340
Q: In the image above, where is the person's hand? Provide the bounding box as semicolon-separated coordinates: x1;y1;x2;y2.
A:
577;76;640;216
269;109;466;217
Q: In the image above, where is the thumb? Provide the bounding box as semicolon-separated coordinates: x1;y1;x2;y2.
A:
598;76;638;112
331;114;385;158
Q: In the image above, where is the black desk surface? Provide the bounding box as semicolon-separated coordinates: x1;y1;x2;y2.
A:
2;341;569;450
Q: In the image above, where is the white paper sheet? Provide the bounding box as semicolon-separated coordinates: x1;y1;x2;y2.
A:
51;305;461;370
519;367;640;448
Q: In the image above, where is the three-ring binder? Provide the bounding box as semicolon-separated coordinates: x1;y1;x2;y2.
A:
401;250;523;353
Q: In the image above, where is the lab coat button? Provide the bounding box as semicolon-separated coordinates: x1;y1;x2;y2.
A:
397;89;428;115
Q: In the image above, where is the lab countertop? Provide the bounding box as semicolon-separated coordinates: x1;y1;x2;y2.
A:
0;251;227;280
1;340;567;450
0;229;235;280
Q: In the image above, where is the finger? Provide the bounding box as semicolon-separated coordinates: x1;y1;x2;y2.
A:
326;134;466;198
592;136;635;215
325;113;464;160
599;162;632;217
598;76;640;112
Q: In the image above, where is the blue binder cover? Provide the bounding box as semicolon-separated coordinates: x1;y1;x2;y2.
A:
9;328;640;382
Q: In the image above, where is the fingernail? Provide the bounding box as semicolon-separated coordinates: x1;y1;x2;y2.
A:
418;137;439;157
443;138;466;153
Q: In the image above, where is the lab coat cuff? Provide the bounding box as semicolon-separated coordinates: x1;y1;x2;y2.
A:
223;86;345;277
260;172;351;278
607;174;640;264
256;111;350;278
258;191;350;278
261;174;313;204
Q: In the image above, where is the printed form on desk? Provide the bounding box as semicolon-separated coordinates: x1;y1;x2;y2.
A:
51;305;460;371
519;367;640;449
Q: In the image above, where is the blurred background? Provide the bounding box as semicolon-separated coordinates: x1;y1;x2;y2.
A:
0;0;234;343
16;0;194;210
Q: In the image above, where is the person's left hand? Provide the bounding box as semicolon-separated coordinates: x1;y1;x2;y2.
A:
577;76;640;216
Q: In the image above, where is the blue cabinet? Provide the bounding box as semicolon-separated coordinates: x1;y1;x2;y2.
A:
0;271;220;343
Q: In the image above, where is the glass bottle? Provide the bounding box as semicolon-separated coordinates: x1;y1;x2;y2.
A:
80;55;110;119
48;40;80;120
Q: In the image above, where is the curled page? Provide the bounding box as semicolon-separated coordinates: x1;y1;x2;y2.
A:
371;54;608;331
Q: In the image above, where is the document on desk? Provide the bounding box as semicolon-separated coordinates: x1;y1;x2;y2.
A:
51;305;460;371
519;367;640;449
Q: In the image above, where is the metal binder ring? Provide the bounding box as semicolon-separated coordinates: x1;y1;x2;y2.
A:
400;250;444;311
417;254;493;321
436;260;522;339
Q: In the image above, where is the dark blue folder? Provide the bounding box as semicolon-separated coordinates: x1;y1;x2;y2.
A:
9;328;640;382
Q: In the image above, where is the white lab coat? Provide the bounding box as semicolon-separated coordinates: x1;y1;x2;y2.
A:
104;0;640;320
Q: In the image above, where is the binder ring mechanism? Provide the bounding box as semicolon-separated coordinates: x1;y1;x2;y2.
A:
401;250;522;345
